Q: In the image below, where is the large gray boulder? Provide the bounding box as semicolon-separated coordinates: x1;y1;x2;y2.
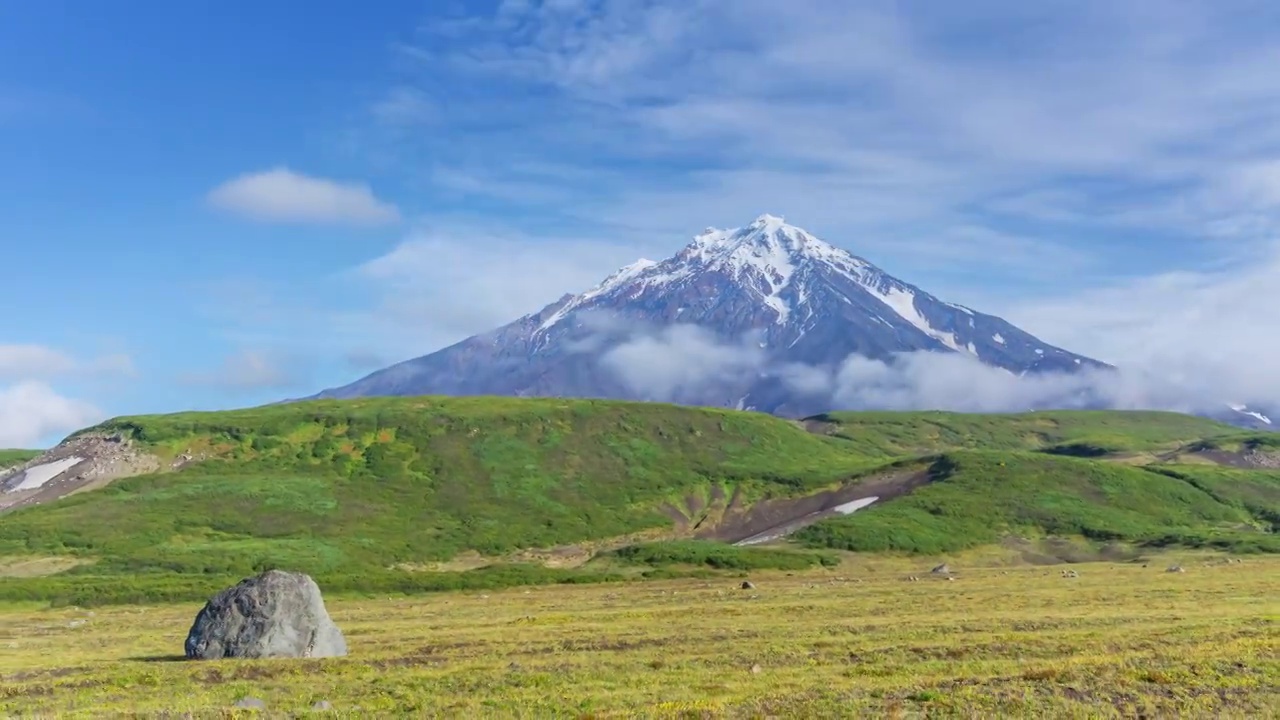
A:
184;570;347;660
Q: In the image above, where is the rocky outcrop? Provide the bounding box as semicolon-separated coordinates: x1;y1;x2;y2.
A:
1242;449;1280;469
0;433;162;513
185;570;347;660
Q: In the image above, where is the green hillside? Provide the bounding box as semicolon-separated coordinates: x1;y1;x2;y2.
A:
796;452;1280;555
0;397;1276;605
1;398;873;575
807;410;1235;457
0;449;40;468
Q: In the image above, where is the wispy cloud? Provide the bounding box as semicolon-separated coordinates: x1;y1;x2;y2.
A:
180;349;308;392
207;167;401;226
366;0;1280;277
0;344;135;382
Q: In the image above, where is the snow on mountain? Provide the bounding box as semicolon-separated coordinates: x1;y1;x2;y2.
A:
307;214;1111;415
1227;403;1273;427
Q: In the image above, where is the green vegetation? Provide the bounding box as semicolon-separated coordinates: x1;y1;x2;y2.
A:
0;448;40;468
1;397;1277;606
809;409;1234;457
1190;432;1280;452
3;557;1277;717
608;540;840;571
0;563;624;608
1152;465;1280;530
797;452;1280;555
1;398;871;586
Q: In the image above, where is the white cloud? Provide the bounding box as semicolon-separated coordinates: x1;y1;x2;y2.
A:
600;325;765;403
207;167;400;226
0;381;103;449
1006;239;1280;408
820;354;1192;416
180;350;305;392
585;322;1261;417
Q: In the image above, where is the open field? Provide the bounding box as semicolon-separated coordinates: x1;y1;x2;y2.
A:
3;554;1277;718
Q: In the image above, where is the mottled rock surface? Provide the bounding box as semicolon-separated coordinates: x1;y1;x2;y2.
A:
184;570;346;660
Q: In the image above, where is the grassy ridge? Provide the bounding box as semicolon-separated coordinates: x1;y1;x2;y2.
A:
810;410;1235;457
1151;465;1280;529
1;397;1276;607
1190;432;1280;452
1;398;873;578
0;449;40;468
797;452;1280;554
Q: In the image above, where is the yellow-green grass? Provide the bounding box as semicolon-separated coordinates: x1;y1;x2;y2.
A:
0;448;40;469
3;554;1277;718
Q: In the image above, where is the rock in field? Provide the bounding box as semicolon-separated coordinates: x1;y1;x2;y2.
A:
184;569;347;660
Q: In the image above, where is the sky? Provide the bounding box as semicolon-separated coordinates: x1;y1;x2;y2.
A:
3;0;1280;448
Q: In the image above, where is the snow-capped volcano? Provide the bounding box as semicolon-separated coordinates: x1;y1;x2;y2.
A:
308;215;1109;414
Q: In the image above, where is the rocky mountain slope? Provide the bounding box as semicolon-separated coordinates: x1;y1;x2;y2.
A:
0;434;163;513
308;215;1108;416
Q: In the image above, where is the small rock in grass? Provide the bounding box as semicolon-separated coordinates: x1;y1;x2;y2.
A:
311;700;333;711
234;697;266;710
751;664;763;674
741;581;756;590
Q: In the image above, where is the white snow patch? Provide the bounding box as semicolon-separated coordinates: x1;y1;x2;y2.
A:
992;333;1005;345
536;258;659;334
832;496;879;514
1035;348;1045;355
8;457;83;492
734;494;881;546
868;285;965;351
1229;404;1272;425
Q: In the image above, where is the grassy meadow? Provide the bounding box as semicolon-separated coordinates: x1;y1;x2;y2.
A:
0;448;40;468
2;552;1277;718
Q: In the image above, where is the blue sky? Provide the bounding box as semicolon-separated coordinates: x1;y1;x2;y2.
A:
4;0;1280;447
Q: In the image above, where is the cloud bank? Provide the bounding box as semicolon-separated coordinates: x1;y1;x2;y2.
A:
0;381;103;449
0;343;133;448
591;320;1273;418
207;167;400;226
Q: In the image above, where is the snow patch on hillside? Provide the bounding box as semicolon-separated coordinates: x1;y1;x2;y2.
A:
7;457;83;492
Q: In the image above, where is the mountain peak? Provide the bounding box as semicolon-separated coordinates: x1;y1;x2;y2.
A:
685;215;846;264
311;215;1109;416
